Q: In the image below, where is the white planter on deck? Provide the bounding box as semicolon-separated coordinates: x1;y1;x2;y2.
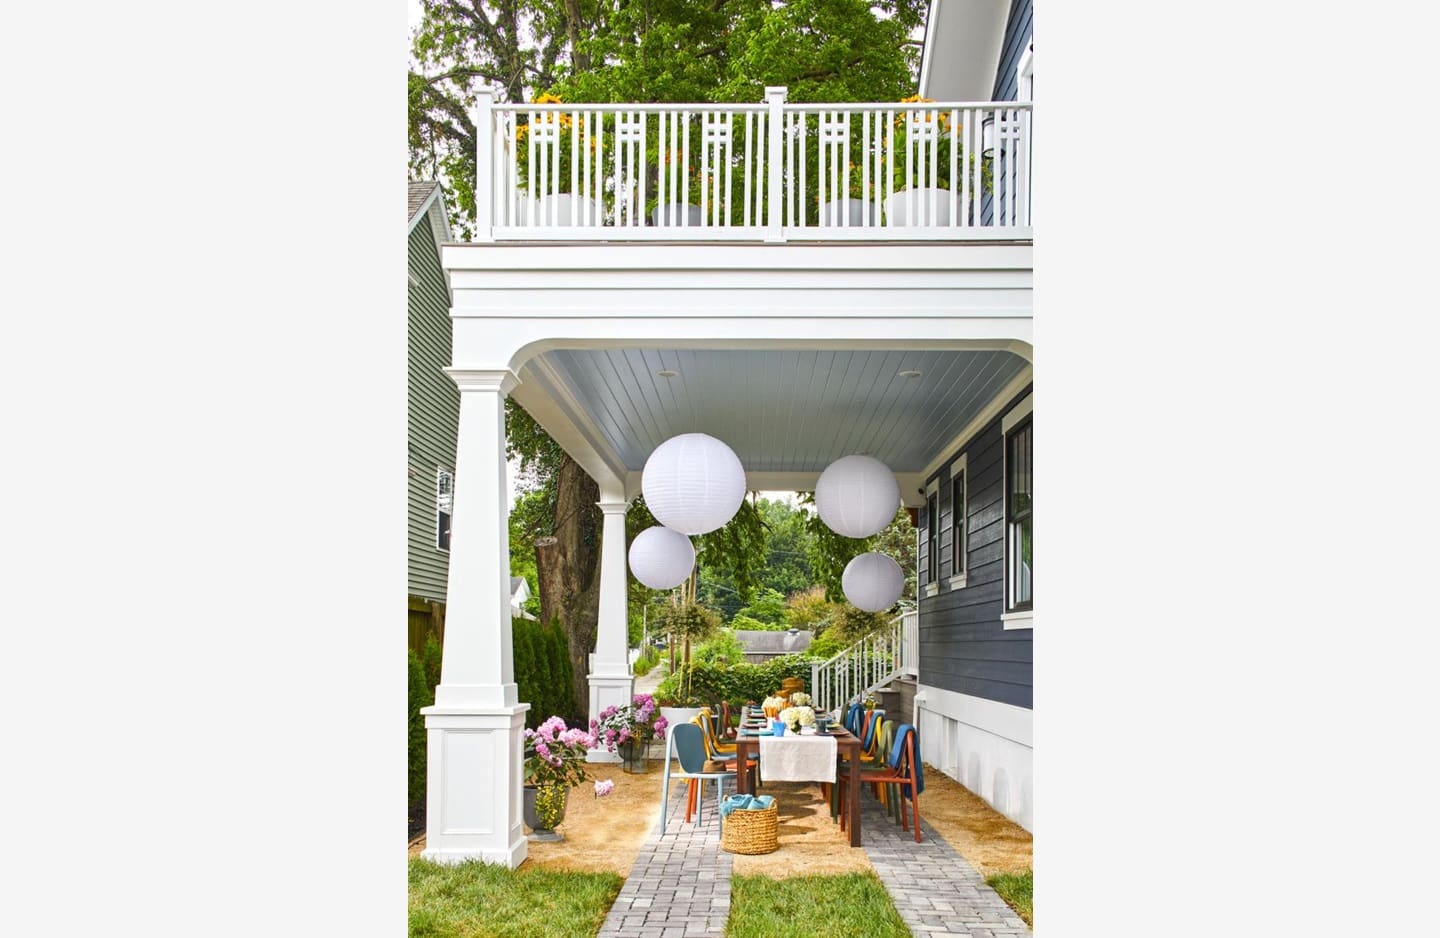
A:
818;197;870;227
522;194;606;226
883;187;954;227
650;203;704;227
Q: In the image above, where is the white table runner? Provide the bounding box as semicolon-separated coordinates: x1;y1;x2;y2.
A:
758;733;837;783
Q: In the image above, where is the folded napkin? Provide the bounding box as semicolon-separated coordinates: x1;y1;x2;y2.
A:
719;793;776;818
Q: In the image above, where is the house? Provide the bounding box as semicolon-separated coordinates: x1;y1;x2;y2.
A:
420;0;1034;866
733;629;814;664
509;576;536;620
407;181;460;654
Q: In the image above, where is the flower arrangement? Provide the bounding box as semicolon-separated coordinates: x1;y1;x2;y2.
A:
523;715;597;792
594;779;615;799
779;706;816;731
590;693;669;752
788;691;812;708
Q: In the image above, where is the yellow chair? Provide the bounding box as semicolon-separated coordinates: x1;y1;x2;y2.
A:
698;708;736;754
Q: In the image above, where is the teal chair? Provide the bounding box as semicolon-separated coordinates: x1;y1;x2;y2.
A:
660;723;736;831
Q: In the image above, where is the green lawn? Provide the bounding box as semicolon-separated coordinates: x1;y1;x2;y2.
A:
408;858;622;938
985;869;1033;926
727;873;910;938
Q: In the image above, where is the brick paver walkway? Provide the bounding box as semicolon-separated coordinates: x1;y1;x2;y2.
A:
597;778;731;937
859;796;1031;937
597;768;1028;938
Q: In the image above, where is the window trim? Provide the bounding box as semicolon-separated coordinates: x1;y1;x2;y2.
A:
1002;394;1033;624
923;479;940;597
1017;41;1034;101
947;453;968;590
436;467;453;553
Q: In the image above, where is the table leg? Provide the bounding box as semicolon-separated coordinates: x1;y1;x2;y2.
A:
848;740;861;847
736;740;753;794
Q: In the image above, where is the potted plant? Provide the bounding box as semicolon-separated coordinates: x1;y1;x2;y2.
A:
514;92;604;226
881;95;990;227
590;693;669;773
521;715;596;841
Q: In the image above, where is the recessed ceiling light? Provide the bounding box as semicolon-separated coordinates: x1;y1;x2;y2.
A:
898;369;923;378
656;369;679;378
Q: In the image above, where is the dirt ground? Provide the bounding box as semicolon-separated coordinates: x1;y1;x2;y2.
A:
409;760;1030;880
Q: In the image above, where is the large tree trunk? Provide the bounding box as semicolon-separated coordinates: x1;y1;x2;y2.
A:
534;453;602;720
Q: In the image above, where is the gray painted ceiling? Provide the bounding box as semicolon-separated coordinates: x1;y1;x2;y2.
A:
539;348;1027;473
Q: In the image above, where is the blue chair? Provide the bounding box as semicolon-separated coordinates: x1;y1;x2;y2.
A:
660;722;737;831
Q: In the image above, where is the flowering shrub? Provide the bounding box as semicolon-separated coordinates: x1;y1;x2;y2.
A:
523;715;596;791
590;693;669;752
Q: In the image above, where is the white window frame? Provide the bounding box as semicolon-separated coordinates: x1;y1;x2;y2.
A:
1018;41;1034;100
1001;394;1033;629
923;478;940;598
435;467;453;553
947;453;968;590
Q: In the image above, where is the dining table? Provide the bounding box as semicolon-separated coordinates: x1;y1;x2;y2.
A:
733;723;864;847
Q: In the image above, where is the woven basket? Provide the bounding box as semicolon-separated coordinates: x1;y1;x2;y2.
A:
720;803;779;855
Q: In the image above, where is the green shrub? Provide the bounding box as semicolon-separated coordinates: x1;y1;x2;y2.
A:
546;622;577;722
662;654;815;709
421;634;443;691
730;613;788;631
408;649;431;806
632;644;661;676
694;629;746;666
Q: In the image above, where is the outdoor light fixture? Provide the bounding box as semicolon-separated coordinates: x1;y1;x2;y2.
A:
641;432;747;535
982;116;996;160
815;454;901;539
842;552;905;612
898;369;923;378
656;369;679;378
628;525;695;590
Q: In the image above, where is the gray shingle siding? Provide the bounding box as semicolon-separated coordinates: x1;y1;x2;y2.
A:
408;217;459;601
917;384;1032;709
991;0;1033;102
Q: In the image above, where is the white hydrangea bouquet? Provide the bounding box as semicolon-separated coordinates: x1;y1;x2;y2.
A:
788;691;812;707
762;694;787;717
779;705;816;731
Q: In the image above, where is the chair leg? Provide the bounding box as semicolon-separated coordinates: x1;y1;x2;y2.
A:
686;779;698;823
911;783;922;843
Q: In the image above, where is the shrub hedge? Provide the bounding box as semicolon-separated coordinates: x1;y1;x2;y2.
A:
655;653;815;708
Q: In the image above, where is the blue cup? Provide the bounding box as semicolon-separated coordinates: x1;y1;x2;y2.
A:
772;720;786;736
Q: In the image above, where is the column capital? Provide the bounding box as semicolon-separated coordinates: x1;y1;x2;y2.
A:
596;499;631;515
445;367;520;396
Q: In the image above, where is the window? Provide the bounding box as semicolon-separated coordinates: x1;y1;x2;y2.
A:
950;463;967;583
925;488;939;587
1005;416;1032;612
1018;41;1034;100
436;468;453;551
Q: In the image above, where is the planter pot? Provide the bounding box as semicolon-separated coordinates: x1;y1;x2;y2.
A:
659;706;703;740
523;784;568;839
817;197;869;227
883;187;954;227
522;193;605;226
618;738;650;774
650;202;703;227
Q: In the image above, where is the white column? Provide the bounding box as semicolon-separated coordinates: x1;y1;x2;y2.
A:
422;369;530;868
586;498;633;762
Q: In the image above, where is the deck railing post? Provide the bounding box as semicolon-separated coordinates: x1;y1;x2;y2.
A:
764;86;787;242
473;88;496;242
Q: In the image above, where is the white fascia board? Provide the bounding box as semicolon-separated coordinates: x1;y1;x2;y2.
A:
442;241;1032;272
917;0;1013;101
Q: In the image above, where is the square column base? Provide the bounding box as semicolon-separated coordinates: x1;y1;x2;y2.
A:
586;671;634;763
420;700;530;867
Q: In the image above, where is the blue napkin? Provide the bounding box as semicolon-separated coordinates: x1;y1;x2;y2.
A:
719;793;776;818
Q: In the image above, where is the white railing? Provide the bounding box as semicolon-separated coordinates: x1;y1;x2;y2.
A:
472;87;1031;242
811;609;920;716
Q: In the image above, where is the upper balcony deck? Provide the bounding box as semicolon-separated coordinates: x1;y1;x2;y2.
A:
470;87;1031;244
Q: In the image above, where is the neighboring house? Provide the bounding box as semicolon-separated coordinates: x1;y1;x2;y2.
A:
407;181;460;653
510;577;537;620
420;1;1034;865
733;629;813;664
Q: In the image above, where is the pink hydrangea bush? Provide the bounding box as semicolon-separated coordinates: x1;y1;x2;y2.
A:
589;693;669;753
522;716;597;791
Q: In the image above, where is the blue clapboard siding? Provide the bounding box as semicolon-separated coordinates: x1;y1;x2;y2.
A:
917;384;1032;709
982;0;1033;226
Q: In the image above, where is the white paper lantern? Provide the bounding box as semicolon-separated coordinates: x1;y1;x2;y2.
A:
842;552;904;612
815;454;900;538
628;526;695;590
641;432;747;535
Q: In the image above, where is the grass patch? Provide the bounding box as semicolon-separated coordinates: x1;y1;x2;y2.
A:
985;869;1033;926
727;872;909;938
408;858;622;938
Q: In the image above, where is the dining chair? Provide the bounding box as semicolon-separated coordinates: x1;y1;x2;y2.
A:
840;723;925;842
692;714;758;791
697;708;737;754
661;722;736;831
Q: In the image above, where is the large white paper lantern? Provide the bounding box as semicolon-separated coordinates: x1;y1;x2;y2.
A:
641;432;747;535
628;525;695;590
815;454;900;538
842;552;904;612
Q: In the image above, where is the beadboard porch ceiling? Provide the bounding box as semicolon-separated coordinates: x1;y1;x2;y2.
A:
523;347;1028;477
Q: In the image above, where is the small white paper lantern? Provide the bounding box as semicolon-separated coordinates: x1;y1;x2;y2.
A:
815;454;901;538
628;526;695;590
842;552;904;612
641;432;747;535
